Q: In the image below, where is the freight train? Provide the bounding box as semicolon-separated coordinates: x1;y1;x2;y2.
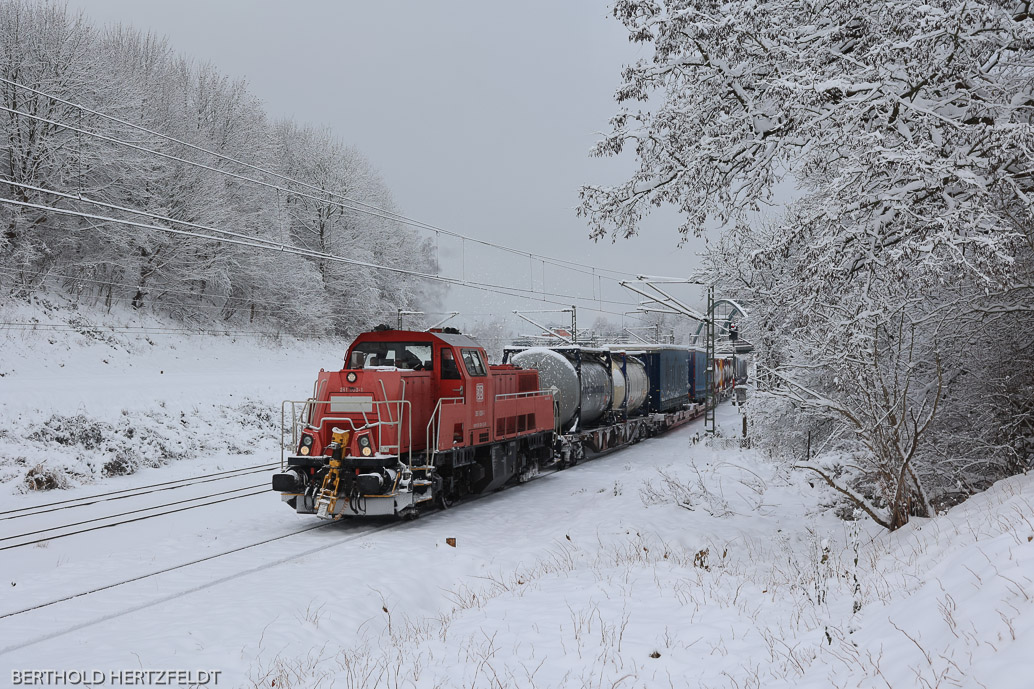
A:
272;326;741;519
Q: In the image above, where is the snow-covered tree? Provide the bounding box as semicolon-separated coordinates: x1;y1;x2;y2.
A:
0;1;437;335
583;0;1034;527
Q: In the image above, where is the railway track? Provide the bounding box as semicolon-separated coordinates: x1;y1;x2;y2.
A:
0;462;280;521
2;407;705;553
0;463;285;551
0;519;346;625
0;484;272;551
0;442;615;620
0;413;706;651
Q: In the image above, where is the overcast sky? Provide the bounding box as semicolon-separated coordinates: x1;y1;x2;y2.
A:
62;0;709;333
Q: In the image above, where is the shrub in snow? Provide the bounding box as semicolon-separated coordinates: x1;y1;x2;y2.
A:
1;397;278;490
23;463;69;491
101;447;139;477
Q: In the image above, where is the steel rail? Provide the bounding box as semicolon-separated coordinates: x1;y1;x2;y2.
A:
0;488;269;552
0;463;279;519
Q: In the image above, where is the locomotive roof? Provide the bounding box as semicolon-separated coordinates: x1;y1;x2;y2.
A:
349;328;483;350
435;332;483;348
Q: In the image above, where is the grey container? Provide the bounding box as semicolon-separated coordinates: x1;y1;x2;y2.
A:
622;356;649;414
609;359;626;411
510;348;611;428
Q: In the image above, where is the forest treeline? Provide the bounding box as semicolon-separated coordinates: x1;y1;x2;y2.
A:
0;1;439;334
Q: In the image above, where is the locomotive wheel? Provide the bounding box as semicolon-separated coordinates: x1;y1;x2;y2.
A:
433;474;453;510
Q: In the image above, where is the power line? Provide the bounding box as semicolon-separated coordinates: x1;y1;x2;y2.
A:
0;264;519;318
0;322;331;338
0;80;653;321
2;194;645;318
0;77;633;282
1;265;642;335
0;188;644;315
0;267;314;312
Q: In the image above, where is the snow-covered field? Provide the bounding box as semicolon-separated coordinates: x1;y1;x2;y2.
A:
1;308;1031;688
0;299;340;491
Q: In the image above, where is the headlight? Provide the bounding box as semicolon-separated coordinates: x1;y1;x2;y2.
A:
361;446;373;457
300;446;310;455
346;372;357;383
358;435;371;448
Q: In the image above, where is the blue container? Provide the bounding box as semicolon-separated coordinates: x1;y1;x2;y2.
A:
690;350;707;402
642;348;690;412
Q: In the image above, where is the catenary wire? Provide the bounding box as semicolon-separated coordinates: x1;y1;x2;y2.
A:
0;82;663;323
0;194;646;318
0;177;640;308
0;266;324;312
0;85;632;282
0;268;582;320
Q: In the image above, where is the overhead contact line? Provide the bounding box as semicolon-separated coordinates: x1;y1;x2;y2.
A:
0;79;632;282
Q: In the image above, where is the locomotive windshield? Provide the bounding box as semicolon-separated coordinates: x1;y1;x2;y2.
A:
349;341;433;370
460;348;487;376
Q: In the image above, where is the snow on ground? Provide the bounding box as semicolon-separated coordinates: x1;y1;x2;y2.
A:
1;304;1032;688
0;297;344;493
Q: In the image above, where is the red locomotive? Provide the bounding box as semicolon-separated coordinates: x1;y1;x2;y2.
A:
272;326;555;519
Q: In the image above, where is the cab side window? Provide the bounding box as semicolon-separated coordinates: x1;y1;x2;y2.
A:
461;349;487;377
440;348;461;380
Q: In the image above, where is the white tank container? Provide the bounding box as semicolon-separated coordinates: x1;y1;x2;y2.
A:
511;348;611;428
623;356;649;414
610;359;626;410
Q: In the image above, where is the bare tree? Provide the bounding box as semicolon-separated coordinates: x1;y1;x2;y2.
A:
762;308;942;529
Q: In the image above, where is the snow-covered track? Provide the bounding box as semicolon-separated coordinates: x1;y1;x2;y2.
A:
0;420;704;662
0;452;607;622
0;520;347;625
0;483;272;551
0;519;405;659
0;462;280;521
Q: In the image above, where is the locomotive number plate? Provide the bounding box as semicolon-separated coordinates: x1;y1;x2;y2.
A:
330;395;374;413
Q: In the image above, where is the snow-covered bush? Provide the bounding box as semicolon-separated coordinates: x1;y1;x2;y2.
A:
0;398;280;490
